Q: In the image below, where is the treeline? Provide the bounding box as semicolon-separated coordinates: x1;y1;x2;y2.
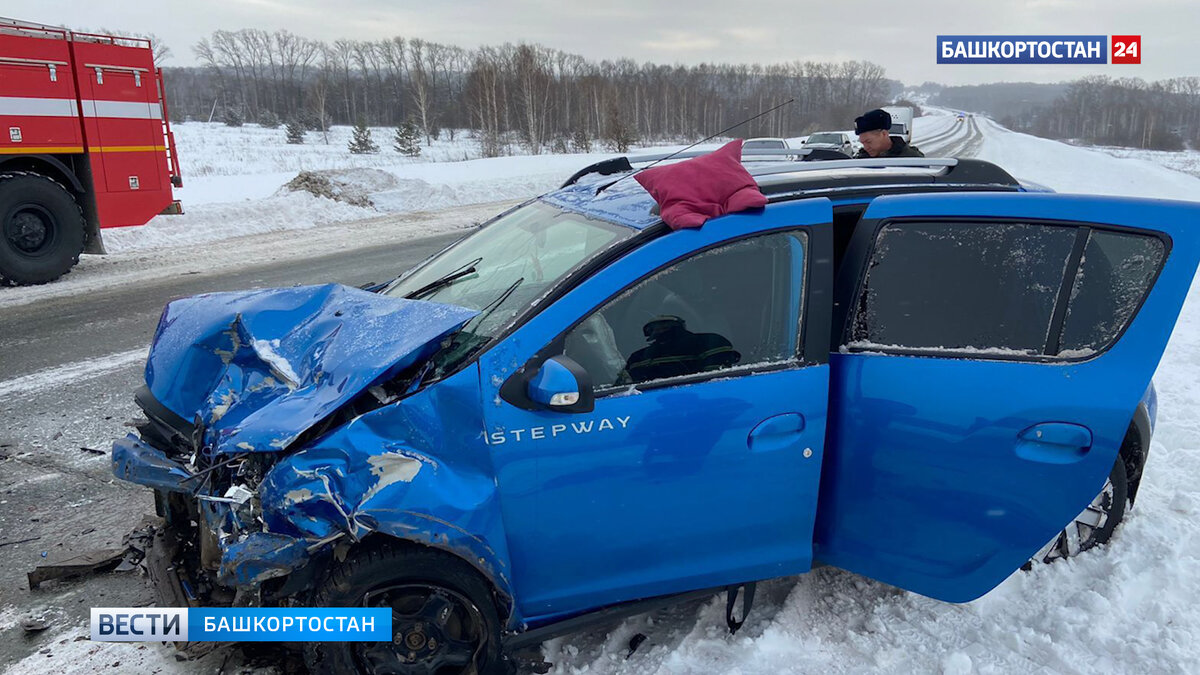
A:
163;29;896;155
970;77;1200;151
923;82;1068;124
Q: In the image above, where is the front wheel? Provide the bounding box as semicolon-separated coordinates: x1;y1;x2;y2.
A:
305;543;505;675
1033;459;1129;564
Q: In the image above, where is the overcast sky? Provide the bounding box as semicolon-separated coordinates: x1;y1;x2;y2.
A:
12;0;1198;86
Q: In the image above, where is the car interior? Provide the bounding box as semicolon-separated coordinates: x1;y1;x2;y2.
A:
564;234;798;387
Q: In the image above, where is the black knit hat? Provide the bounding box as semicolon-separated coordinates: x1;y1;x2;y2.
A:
855;109;892;135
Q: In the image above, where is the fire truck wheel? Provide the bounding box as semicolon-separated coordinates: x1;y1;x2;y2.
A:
0;172;86;285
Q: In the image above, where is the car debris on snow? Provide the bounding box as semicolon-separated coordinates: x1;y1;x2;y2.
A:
26;549;127;589
19;615;50;633
25;517;157;588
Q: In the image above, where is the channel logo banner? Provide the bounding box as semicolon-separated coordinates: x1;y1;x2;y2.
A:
938;36;1108;64
90;607;392;642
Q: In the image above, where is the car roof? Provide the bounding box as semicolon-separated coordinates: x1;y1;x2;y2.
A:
545;150;1031;230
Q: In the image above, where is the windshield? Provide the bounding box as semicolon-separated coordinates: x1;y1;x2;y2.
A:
807;133;843;144
384;201;632;369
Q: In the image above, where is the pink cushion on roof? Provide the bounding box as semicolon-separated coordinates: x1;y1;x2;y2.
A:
634;140;767;230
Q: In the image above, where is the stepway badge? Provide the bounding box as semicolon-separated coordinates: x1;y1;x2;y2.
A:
937;36;1107;64
91;608;392;642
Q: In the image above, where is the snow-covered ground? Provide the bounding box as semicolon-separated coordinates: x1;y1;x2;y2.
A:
62;115;1200;255
1091;145;1200;182
101;122;624;253
5;115;1200;674
972;118;1200;200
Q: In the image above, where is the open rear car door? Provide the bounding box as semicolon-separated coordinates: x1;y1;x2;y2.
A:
816;192;1200;602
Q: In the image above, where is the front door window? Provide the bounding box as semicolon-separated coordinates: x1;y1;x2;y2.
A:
561;231;808;390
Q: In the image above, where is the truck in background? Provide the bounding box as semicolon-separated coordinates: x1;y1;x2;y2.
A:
881;105;914;145
0;17;181;285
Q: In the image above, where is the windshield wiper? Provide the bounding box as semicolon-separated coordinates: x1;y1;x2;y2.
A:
473;276;524;327
451;277;524;351
424;277;525;383
405;257;483;300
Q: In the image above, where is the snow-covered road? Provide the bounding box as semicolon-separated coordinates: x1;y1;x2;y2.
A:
3;116;1200;675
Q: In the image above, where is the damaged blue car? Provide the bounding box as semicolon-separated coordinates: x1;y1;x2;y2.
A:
113;152;1200;675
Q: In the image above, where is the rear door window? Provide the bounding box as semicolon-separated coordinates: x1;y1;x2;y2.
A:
1056;230;1166;356
848;220;1168;359
851;221;1076;355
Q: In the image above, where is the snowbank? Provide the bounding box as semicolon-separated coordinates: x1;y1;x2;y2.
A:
974;116;1200;201
108;122;629;253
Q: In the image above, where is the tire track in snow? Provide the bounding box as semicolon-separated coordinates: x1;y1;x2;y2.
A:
941;118;985;157
920;117;979;157
0;348;146;398
914;122;964;153
912;114;969;152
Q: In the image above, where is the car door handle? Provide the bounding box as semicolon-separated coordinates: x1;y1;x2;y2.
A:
1015;422;1093;464
748;413;806;453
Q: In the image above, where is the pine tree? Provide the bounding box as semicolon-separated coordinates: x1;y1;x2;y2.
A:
258;110;281;128
285;120;305;145
393;120;422;157
221;107;244;128
348;121;379;154
571;128;592;153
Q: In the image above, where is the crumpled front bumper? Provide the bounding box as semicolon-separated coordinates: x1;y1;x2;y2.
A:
113;367;517;623
112;434;194;493
112;434;315;589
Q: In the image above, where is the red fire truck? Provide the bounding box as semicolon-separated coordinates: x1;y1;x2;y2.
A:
0;17;181;285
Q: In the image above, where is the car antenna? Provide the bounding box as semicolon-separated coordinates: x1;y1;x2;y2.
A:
597;97;794;193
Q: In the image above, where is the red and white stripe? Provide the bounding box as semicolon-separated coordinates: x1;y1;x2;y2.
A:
0;95;162;119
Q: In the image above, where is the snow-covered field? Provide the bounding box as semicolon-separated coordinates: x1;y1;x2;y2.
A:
5;114;1200;674
101;122;623;253
106;113;1200;256
1091;145;1200;182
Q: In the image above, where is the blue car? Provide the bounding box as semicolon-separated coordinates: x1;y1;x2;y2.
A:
113;153;1200;674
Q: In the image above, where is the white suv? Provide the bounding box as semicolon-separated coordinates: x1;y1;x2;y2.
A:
802;131;855;156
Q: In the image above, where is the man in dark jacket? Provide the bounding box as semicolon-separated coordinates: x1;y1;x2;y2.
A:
854;108;924;158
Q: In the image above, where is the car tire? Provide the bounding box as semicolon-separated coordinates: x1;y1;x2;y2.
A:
0;172;86;286
305;542;506;675
1033;458;1129;565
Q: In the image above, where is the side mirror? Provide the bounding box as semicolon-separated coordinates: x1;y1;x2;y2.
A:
528;355;594;413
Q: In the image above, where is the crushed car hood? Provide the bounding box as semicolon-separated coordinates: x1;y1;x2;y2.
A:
144;283;478;456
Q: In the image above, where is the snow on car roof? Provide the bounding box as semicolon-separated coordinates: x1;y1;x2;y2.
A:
540;174;662;230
